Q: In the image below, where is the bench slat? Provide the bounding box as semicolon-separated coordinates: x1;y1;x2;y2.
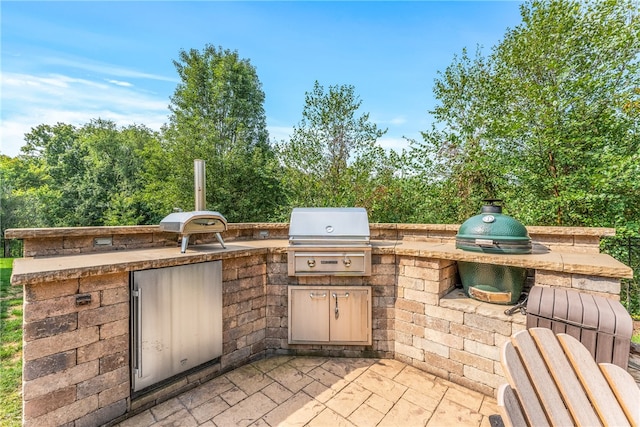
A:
557;333;630;426
530;327;601;426
502;341;550;427
599;363;640;427
497;383;528;427
512;330;573;426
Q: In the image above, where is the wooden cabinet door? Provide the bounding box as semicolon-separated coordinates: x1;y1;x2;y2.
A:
329;288;371;345
288;287;330;343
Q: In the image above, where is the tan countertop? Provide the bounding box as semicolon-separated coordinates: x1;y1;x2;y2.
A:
10;239;633;286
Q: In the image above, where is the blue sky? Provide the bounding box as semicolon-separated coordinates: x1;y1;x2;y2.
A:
1;1;524;157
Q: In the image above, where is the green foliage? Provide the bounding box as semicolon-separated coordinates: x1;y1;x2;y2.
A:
163;44;285;222
276;81;412;221
0;258;21;427
413;0;640;229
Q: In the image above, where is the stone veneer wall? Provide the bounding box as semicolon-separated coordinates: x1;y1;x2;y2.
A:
22;272;130;427
10;223;627;426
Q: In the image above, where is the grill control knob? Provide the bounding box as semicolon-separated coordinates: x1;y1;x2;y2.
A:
343;257;352;267
307;259;316;268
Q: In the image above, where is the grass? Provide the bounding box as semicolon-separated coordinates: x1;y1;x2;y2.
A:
0;258;22;427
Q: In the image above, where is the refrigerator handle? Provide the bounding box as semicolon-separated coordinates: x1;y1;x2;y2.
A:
133;288;142;377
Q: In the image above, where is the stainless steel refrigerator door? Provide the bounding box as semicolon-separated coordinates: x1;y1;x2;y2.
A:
132;261;222;392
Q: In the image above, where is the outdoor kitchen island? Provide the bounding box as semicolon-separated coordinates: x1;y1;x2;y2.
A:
7;223;633;426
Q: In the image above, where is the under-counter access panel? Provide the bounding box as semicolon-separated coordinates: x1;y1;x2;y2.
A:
131;261;222;392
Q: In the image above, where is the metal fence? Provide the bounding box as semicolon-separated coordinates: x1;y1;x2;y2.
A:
602;236;640;316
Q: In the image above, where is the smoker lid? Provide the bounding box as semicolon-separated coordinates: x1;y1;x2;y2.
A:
159;210;228;234
289;207;370;241
455;200;531;254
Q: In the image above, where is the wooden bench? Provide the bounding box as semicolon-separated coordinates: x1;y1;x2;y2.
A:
498;327;639;427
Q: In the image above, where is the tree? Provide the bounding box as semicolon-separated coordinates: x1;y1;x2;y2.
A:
276;81;396;216
415;48;509;222
494;0;640;227
163;45;284;221
413;0;640;227
11;120;167;227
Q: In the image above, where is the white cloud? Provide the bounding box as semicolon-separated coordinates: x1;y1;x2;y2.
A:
0;72;170;157
267;125;293;143
377;136;411;153
44;56;179;83
107;79;133;87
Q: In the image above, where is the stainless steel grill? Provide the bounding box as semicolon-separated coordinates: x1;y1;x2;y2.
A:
287;207;371;276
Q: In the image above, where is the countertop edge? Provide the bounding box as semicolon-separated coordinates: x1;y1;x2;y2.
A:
10;239;633;286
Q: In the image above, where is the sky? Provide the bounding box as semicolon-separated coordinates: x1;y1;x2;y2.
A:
1;1;524;158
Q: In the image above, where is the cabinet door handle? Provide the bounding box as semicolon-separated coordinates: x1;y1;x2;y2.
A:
332;292;349;298
309;292;327;299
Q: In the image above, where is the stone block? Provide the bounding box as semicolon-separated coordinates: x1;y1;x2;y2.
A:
221;346;252;369
239;263;267;279
423;328;463;350
464;313;511;336
425;305;464;323
571;275;620;295
101;286;128;306
78;302;128;328
100;318;129;340
450;349;494;373
24;293;99;323
398;275;424;291
77;334;128;364
464;339;500;362
23;350;76;381
463;365;504;389
416;336;450;358
395;308;413;323
25;395;98;427
450;323;494;346
395;330;413;346
23;385;76;419
423;350;463;376
25;279;79;302
403;288;438;306
79;272;128;293
535;270;571;287
100;350;128;374
398;256;416;267
395;341;424;361
246;329;266;346
75;399;127;427
396;320;424;338
24;326;99;362
223;268;238;282
415;258;451;269
395;297;423;314
418;314;450;333
24;312;78;341
24;359;99;401
77;366;128;400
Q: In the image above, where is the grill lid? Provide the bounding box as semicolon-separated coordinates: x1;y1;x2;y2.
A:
455;200;531;254
289;207;370;245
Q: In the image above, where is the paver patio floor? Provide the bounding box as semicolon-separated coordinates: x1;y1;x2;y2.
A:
117;356;499;427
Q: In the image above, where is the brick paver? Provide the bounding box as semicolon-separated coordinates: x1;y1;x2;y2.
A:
117;357;498;426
